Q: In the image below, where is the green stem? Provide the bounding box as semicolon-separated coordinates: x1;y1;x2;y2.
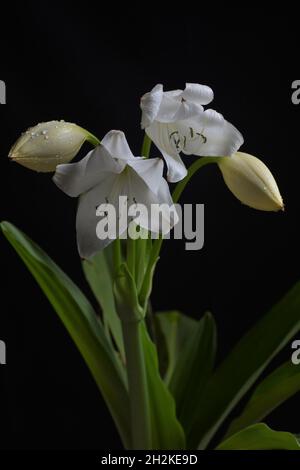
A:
135;134;153;294
139;234;162;309
135;229;148;291
127;234;136;279
172;157;218;203
86;131;101;147
113;238;122;277
122;319;152;449
141;133;152;158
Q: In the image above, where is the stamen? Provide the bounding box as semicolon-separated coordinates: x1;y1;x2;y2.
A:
196;132;207;144
169;131;179;140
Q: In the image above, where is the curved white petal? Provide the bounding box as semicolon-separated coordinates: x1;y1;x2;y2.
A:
173;100;204;122
154;177;179;232
126;167;178;234
53;145;122;197
141;84;209;126
76;175;121;258
146;122;187;183
128;157;164;195
181;109;244;157
156;94;182;122
156;96;204;123
182;83;214;106
164;89;182;99
160;150;187;183
101;130;135;161
140;84;163;129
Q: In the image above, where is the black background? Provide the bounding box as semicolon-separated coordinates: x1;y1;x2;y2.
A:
0;9;300;450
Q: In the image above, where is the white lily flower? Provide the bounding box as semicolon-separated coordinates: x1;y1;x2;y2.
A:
9;121;89;172
218;152;284;211
140;83;244;183
53;130;178;258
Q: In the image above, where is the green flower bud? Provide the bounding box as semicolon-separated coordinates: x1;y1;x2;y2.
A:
218;152;284;212
9;120;89;172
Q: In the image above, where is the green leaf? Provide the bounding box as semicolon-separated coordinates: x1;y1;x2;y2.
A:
217;423;300;450
187;281;300;449
141;323;186;449
226;361;300;437
82;249;125;359
169;312;217;430
1;221;131;448
154;310;198;383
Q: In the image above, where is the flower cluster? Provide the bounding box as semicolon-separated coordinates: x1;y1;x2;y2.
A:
8;83;283;258
141;83;243;182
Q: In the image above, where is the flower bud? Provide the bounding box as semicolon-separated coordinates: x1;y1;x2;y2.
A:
9;120;89;172
218;152;284;212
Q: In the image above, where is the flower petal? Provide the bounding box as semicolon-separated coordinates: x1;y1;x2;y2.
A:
53;145;123;197
101;130;135;161
182;83;214;106
128;157;164;195
126;167;178;234
140;84;164;129
172;100;204;122
157;95;204;123
146;122;187;183
156;94;182;122
76;175;128;258
181;109;244;157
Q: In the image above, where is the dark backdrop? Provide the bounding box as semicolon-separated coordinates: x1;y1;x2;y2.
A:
0;10;299;449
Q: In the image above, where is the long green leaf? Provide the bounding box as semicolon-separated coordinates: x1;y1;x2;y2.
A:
217;423;300;450
82;250;124;359
169;312;217;429
187;281;300;449
154;310;198;383
1;221;130;448
226;361;300;437
141;323;186;449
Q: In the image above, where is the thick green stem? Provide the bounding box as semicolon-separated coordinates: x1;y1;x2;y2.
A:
127;235;136;279
122;319;152;449
141;133;152;158
139;234;162;308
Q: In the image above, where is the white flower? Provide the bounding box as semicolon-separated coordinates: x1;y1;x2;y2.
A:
9;121;89;172
218;152;284;211
140;83;244;183
53;130;178;258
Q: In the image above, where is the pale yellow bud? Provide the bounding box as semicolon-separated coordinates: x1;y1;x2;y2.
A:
9;121;89;172
218;152;284;212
